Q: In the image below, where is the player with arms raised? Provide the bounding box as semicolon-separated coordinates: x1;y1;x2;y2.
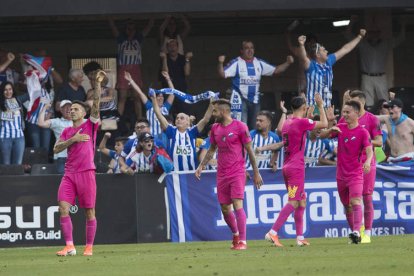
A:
265;93;327;247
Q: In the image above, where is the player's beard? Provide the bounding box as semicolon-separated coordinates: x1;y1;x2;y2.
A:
214;115;224;124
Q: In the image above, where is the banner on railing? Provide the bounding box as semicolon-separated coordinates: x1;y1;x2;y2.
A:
166;167;414;242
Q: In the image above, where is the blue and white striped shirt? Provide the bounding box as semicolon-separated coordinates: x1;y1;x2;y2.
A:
304;134;332;167
224;57;276;104
117;33;144;65
126;149;154;173
26;89;54;124
306;54;336;107
145;100;171;137
0;98;24;138
165;125;198;171
246;130;280;169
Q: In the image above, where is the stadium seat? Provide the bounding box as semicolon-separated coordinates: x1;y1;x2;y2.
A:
0;164;25;175
23;147;49;165
31;164;59;175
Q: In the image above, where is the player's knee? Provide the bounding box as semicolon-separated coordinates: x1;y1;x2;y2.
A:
85;208;95;220
289;200;299;209
58;206;70;216
350;197;362;206
363;194;372;203
220;205;231;215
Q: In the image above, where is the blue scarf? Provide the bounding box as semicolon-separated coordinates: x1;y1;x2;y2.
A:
389;113;408;135
148;88;219;104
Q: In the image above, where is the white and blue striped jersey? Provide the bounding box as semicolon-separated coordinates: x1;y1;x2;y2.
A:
126;149;154;173
26;89;54;124
246;130;281;169
145;100;171;137
117;33;144;65
277;147;285;169
304;134;332;167
0;98;24;138
224;57;275;104
305;54;336;107
199;137;217;170
165;124;198;171
108;150;121;174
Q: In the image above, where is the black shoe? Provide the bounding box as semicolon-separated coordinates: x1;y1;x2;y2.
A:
349;231;361;244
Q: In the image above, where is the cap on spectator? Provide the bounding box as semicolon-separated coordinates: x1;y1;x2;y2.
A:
60;100;72;108
383;98;403;109
138;132;154;143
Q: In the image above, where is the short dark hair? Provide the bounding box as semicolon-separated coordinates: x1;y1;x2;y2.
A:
257;110;273;122
71;100;89;113
344;100;361;113
114;136;129;145
291;96;306;111
82;61;102;75
349;90;366;100
135;118;150;127
212;99;231;108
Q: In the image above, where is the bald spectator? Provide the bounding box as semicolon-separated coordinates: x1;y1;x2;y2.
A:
55;69;86;112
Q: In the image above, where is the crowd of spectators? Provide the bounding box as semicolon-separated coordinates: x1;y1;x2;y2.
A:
0;15;411;175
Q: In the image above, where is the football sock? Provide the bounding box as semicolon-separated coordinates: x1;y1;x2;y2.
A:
352;204;362;232
363;195;374;231
86;219;97;246
346;211;354;230
223;211;238;234
60;216;73;246
235;208;247;241
271;203;295;232
294;206;305;236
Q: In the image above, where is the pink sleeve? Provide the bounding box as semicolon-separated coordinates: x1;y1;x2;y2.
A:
209;125;217;145
370;116;382;138
362;129;372;148
301;118;317;132
240;122;252;145
59;128;69;141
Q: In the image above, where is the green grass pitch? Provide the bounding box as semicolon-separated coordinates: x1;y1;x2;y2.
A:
1;235;413;276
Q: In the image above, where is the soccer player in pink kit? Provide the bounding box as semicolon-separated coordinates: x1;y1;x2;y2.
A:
320;100;373;244
195;99;263;250
53;70;106;256
265;94;327;247
340;90;382;243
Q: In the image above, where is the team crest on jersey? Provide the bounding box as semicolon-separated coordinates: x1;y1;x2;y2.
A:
308;119;314;124
344;138;349;143
288;185;298;198
351;136;356;141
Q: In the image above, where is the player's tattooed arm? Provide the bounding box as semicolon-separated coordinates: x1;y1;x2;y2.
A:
53;130;90;154
245;141;264;189
199;144;217;168
91;70;106;120
195;144;217;180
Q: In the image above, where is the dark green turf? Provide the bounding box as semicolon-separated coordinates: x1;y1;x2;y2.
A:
1;235;413;276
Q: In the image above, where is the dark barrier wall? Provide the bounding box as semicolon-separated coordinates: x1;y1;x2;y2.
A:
0;174;167;247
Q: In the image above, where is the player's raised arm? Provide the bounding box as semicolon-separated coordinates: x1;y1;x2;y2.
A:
90;70;105;120
314;93;328;129
244;141;263;189
195;143;217;180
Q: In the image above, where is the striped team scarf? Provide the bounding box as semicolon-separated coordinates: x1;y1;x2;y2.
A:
22;54;52;117
148;88;219;104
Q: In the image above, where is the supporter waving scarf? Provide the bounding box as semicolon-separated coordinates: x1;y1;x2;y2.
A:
389;113;408;135
148;88;219;104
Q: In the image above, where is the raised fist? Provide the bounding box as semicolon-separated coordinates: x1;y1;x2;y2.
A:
298;35;306;45
185;52;193;60
218;55;226;63
286;55;294;64
359;29;367;37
